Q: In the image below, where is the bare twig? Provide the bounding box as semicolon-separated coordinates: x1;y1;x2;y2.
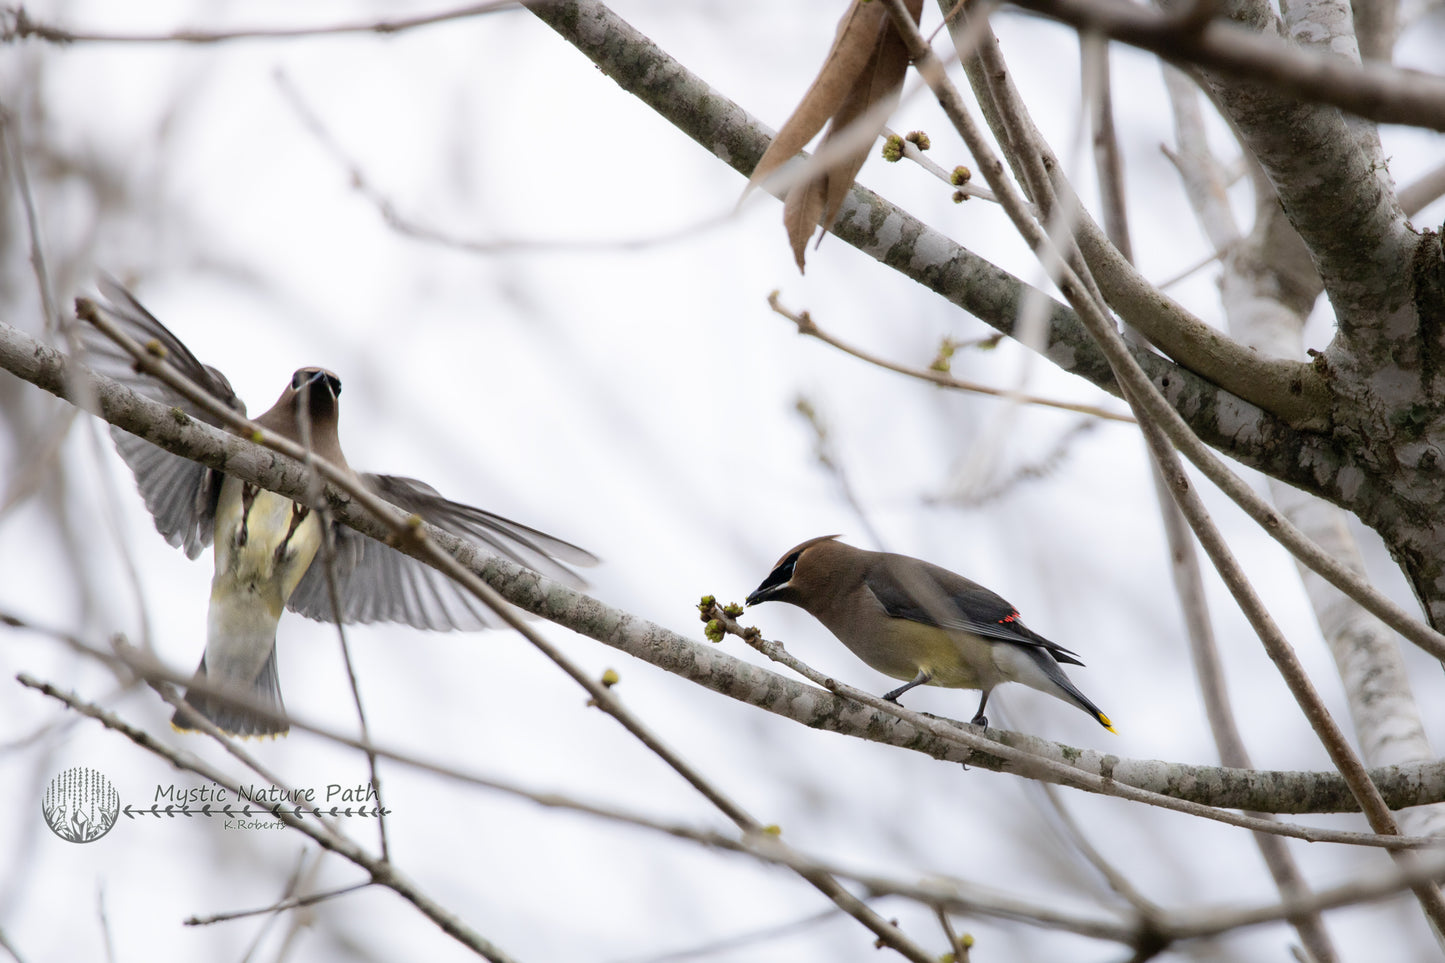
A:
606;906;852;963
1159;56;1342;963
793;395;890;551
296;396;390;861
1005;0;1445;131
1151;239;1228;291
0;103;58;330
880;124;998;202
273;71;741;256
0;928;26;963
1399;157;1445;217
0;103;158;650
767;292;1134;423
4;2;517;45
1089;43;1339;962
185;881;374;927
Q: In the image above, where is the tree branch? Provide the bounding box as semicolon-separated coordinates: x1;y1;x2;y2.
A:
1168;0;1417;330
2;2;515;45
1006;0;1445;130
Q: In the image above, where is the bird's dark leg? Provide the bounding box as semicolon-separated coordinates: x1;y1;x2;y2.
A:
883;670;932;703
971;690;990;727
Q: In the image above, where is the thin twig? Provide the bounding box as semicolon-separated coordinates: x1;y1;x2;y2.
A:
767;292;1134;423
1004;0;1445;131
233;850;313;963
4;2;517;45
793;395;890;551
606;906;851;963
934;908;971;962
1399;156;1445;217
185;881;374;927
0;929;26;963
880;124;998;202
0;104;56;330
96;886;116;963
0;104;158;649
1152;240;1227;291
1158;57;1339;963
1037;780;1162;919
273;71;742;256
296;392;390;861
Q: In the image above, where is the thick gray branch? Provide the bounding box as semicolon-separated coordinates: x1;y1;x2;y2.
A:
1009;0;1445;130
1164;0;1418;332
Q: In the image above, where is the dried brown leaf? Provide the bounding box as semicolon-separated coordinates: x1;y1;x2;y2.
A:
784;178;828;272
746;0;891;195
815;0;919;236
747;0;923;269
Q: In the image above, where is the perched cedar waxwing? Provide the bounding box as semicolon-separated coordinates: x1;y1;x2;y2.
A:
76;280;597;738
746;535;1114;732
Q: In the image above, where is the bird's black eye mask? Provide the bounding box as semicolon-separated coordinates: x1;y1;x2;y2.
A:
756;552;800;593
292;370;342;395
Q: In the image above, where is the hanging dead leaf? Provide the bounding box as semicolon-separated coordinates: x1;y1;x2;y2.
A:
747;0;923;271
783;179;828;271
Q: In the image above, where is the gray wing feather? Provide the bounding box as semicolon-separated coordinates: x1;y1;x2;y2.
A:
111;428;218;558
868;556;1086;666
286;474;594;631
76;280;246;559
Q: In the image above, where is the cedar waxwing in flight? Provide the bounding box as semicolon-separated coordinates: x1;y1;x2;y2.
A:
75;280;596;738
746;535;1115;732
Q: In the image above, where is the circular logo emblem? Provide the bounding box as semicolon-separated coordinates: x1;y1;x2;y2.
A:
42;767;120;843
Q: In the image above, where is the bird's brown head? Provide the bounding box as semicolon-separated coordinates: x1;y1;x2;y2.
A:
254;367;345;462
746;534;850;612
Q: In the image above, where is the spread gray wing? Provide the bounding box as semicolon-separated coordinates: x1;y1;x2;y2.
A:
286;474;597;631
866;556;1086;666
76;280;246;559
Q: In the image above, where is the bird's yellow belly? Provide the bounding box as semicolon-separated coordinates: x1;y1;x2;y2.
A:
848;619;1000;690
212;478;323;617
